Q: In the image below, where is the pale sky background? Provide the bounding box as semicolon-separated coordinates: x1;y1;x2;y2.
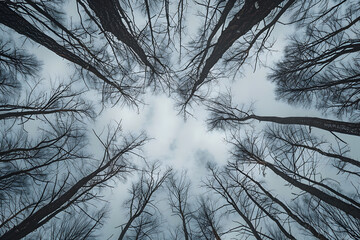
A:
7;1;359;239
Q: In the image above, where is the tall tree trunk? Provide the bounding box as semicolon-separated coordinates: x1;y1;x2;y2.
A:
247;151;360;219
235;168;328;240
270;132;360;168
196;0;237;73
179;205;190;240
0;156;118;240
227;113;360;136
252;115;360;136
0;3;125;95
0;109;79;120
86;0;156;72
118;215;137;240
211;171;262;240
187;0;286;103
240;183;296;239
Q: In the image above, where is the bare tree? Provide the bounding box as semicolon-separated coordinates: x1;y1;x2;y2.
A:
206;96;360;239
226;128;360;222
207;93;360;136
0;124;147;240
178;0;295;109
228;165;328;240
193;196;223;240
32;208;107;240
235;133;360;218
291;194;360;240
126;212;162;240
0;117;86;199
0;1;143;104
0;39;40;96
0;81;94;121
269;0;360;118
78;0;178;92
265;125;360;175
167;171;194;240
0;78;96;200
83;0;157;73
205;164;293;240
204;127;359;239
117;162;172;240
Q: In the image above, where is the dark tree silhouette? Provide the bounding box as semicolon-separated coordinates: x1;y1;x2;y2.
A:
167;171;194;240
232;132;360;219
265;125;360;175
84;0;156;73
201;125;360;239
0;81;94;121
178;0;295;109
292;194;360;240
0;39;40;96
77;0;175;91
0;2;138;103
207;93;360;136
0;123;147;240
269;0;360;118
0;0;174;104
205;166;265;240
123;213;162;240
206;163;300;240
117;162;171;240
193;197;223;240
226;164;328;240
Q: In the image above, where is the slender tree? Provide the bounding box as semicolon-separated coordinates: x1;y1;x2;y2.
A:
0;124;147;240
228;165;328;240
178;0;295;108
265;125;360;175
193;197;223;240
205;164;294;240
167;171;194;240
227;129;360;217
207;93;360;136
117;162;172;240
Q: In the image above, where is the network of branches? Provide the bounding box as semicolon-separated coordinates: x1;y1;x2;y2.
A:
0;0;359;239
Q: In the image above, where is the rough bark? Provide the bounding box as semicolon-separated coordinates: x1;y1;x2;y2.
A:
221;113;360;136
251;115;360;136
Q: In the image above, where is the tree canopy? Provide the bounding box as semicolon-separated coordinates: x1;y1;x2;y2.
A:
1;0;359;239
